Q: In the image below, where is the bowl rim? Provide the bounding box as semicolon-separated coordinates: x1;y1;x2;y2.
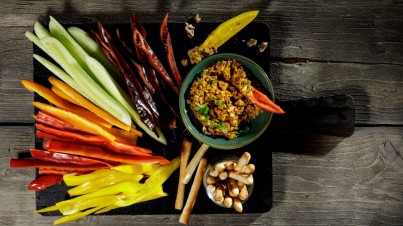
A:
179;53;274;150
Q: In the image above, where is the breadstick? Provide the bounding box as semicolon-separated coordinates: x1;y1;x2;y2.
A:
214;182;225;204
226;178;239;197
214;161;226;173
243;164;255;175
175;139;192;210
225;160;236;170
233;198;243;213
223;195;233;208
206;176;216;185
239;184;249;201
179;158;207;224
228;171;253;185
218;171;228;180
234;152;251;172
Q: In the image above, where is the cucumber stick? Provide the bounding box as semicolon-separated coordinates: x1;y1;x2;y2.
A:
67;27;121;82
48;16;101;85
39;36;132;127
34;22;51;39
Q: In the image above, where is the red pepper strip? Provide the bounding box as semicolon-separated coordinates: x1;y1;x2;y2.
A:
35;111;81;132
47;140;170;165
38;168;88;175
131;23;180;95
28;174;63;191
35;123;152;156
160;13;182;88
30;149;113;167
36;130;71;142
247;88;285;114
9;159;110;171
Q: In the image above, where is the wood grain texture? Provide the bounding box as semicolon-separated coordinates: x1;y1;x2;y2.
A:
1;0;402;124
1;126;402;225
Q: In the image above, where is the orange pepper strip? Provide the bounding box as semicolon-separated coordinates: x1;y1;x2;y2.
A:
48;76;132;132
32;102;116;141
51;86;81;106
21;80;112;128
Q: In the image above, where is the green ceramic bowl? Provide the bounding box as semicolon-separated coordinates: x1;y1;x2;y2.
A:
179;53;274;150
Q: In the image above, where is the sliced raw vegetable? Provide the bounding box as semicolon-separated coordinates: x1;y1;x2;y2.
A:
63;169;113;186
48;76;132;132
67;171;143;196
28;174;63;191
48;16;100;83
9;159;109;171
46;139;170;165
29;149;112;167
32;102;116;141
34;21;51;39
111;164;160;175
67;26;121;82
39;36;131;127
21;80;112;128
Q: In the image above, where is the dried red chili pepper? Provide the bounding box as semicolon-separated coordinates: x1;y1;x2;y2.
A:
131;23;180;94
160;13;182;88
96;21;159;134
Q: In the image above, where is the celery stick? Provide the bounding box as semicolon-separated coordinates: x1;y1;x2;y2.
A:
34;21;50;39
67;26;121;81
39;36;131;126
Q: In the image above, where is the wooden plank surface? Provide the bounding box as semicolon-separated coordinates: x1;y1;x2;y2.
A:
1;0;402;225
0;0;402;124
1;126;402;225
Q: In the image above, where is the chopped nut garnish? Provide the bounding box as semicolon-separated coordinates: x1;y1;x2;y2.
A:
185;22;195;38
193;14;201;23
181;59;189;67
246;39;257;47
257;41;268;52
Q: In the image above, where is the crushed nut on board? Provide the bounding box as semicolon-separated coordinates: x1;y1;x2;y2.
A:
181;59;189;67
246;39;257;47
193;14;201;23
257;41;268;52
185;22;195;38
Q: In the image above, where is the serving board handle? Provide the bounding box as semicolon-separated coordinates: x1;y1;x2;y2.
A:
273;94;355;137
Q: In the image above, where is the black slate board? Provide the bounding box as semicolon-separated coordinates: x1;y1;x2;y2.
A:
33;22;273;215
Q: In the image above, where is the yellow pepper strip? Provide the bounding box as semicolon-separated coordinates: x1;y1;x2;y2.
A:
63;169;112;186
21;80;112;128
136;156;180;196
57;180;143;205
53;205;105;225
200;10;259;49
58;194;124;215
95;190;168;214
112;164;160;175
68;171;143;196
48;76;132;131
32;102;116;141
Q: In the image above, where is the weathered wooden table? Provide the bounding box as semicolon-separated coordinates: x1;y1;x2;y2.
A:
1;0;402;225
